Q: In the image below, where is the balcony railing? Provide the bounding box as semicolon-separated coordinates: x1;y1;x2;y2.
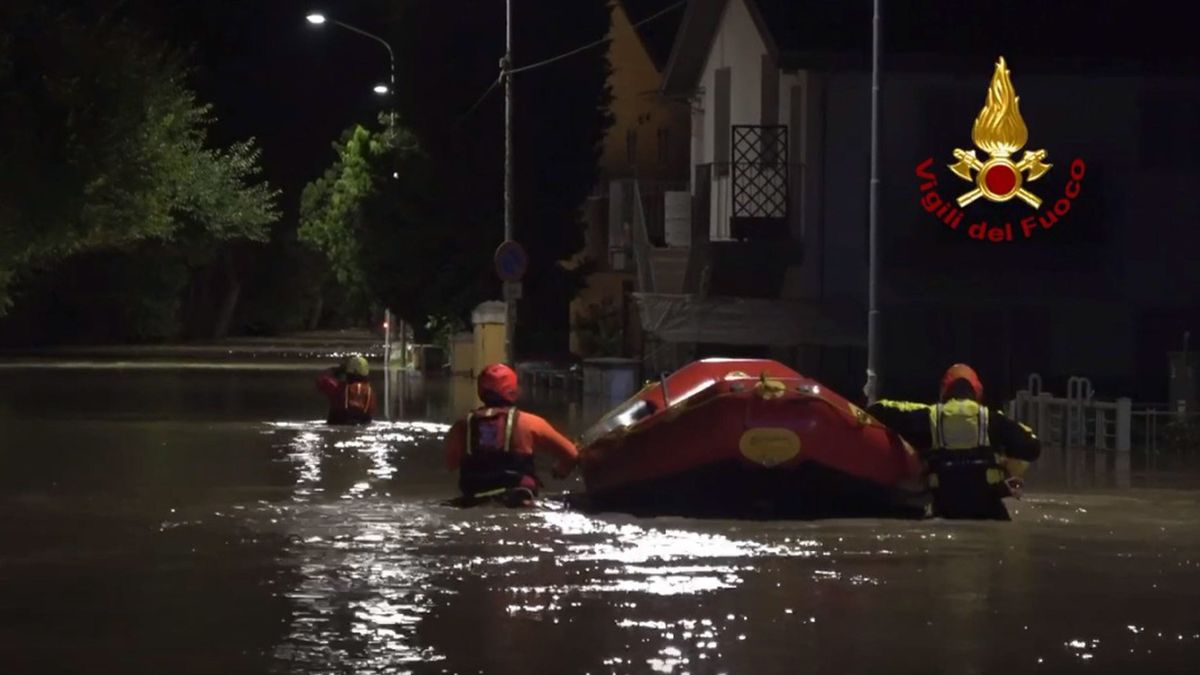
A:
692;161;805;242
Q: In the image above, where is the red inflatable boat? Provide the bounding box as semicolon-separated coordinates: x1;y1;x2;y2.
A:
577;359;928;518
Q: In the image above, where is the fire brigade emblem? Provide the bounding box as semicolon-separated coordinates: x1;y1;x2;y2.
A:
948;56;1051;208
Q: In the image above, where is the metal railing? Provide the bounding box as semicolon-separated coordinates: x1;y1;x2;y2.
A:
1006;373;1200;478
692;161;804;242
1007;374;1131;453
629;179;655;294
1006;374;1133;487
637;179;689;245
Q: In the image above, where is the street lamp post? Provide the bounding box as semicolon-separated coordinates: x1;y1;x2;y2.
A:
503;0;515;366
306;13;395;133
307;11;403;416
865;0;882;406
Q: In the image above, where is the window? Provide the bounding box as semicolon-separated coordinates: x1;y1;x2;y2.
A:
714;67;731;176
579;398;656;447
760;55;779;125
657;128;670;166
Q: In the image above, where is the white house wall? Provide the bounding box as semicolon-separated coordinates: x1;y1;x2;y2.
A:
695;0;767;241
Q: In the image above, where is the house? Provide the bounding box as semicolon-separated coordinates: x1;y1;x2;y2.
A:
652;0;1200;401
568;0;691;360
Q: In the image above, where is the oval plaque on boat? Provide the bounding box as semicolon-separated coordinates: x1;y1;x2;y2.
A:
739;428;801;467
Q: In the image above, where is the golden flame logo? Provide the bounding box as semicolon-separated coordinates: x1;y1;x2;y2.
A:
948;56;1051;209
971;57;1027;158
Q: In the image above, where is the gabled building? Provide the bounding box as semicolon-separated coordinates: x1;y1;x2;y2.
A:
651;0;1200;401
569;0;691;359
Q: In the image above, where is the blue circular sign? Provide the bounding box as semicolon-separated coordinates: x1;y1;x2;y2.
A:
494;240;528;282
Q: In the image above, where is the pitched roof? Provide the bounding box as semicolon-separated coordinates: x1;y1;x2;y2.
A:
617;0;687;73
664;0;1200;94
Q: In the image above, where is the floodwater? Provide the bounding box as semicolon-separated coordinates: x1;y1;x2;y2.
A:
1;364;1198;674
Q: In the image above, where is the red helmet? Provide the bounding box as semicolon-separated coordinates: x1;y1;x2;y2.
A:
939;363;983;402
478;363;519;405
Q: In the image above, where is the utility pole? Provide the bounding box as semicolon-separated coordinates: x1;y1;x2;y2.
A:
383;309;391;419
503;0;516;365
865;0;882;405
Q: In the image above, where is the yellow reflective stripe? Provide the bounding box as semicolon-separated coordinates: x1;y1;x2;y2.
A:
473;487;508;499
876;399;931;412
930;400;985;450
929;406;941;449
504;408;517;453
979;406;989;446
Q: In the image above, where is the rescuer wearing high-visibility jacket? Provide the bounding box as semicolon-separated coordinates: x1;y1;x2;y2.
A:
443;363;579;507
866;364;1041;520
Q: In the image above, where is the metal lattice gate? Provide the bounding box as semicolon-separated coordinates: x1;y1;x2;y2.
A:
731;124;789;240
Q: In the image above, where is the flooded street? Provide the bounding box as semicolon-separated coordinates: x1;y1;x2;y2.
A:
1;365;1199;674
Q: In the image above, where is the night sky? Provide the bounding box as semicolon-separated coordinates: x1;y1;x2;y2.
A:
127;0;405;223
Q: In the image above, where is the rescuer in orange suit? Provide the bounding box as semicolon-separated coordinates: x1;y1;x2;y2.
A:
444;363;579;506
315;354;377;425
866;364;1041;520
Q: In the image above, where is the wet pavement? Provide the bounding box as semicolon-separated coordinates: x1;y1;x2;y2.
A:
1;365;1198;674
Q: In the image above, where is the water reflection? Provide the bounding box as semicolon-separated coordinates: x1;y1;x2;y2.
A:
5;366;1200;673
264;420;452;670
256;408;1200;673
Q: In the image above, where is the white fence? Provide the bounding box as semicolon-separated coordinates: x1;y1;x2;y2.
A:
1006;373;1200;482
1005;374;1133;487
1005;374;1131;453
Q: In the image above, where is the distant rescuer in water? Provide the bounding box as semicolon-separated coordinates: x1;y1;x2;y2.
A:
315;354;377;425
867;364;1041;520
443;363;579;506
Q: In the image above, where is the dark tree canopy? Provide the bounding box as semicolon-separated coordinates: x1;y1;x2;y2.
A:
0;0;279;320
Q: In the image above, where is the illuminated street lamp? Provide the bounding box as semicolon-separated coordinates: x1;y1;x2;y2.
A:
306;9;402;413
304;11;396;130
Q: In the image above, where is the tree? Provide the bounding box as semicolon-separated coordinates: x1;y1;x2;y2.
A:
299;118;476;336
0;2;279;317
298;125;381;305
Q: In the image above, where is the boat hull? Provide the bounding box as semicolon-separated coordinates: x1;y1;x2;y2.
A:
580;458;926;519
578;359;928;518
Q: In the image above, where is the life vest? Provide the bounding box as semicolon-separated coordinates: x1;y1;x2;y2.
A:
926;399;1005;489
460;407;535;497
326;379;373;425
345;381;373;416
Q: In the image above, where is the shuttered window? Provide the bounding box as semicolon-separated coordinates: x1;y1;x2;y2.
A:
714;67;730;176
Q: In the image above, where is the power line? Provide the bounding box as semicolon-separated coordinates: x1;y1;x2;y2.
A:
509;0;686;75
456;75;502;126
457;0;686;122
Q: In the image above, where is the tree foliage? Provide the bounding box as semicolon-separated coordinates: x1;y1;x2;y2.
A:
298;125;381;299
0;2;280;315
298;119;452;327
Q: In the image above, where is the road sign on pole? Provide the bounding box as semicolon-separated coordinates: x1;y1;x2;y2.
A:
494;240;528;282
